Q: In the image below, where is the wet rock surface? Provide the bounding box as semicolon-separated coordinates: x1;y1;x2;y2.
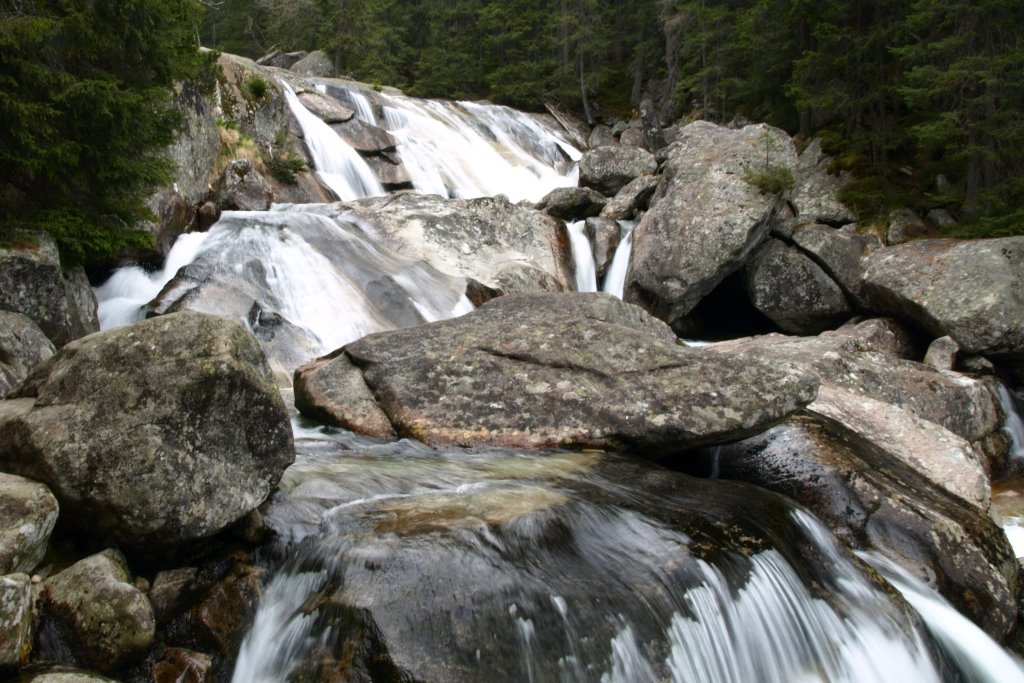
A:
0;312;294;549
296;293;818;452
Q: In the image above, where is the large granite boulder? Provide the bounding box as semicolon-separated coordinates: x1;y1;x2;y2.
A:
0;473;58;574
342;193;575;294
0;312;294;549
625;122;797;331
0;233;99;346
789;138;856;226
0;311;55;399
37;550;155;673
295;293;818;452
717;406;1018;639
578;146;657;196
862;237;1024;357
745;239;852;334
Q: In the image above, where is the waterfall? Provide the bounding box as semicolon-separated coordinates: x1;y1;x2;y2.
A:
375;92;579;202
862;552;1024;682
601;221;635;299
997;383;1024;460
230;436;949;683
567;221;597;292
282;84;385;201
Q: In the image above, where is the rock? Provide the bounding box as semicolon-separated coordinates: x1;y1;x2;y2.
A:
599;175;659;220
717;409;1019;639
626;122;797;330
296;293;818;452
37;550;155;672
0;233;99;346
184;564;261;658
588;124;616;148
19;672;118;682
0;473;58;574
535;187;607;221
294;350;397;440
0;311;55;399
290;50;333;77
215;53;290;151
886;208;928;245
790;138;856;226
214;159;272;211
960;355;996;375
578;146;657;196
584;217;621;280
0;573;33;667
197;201;220;232
745;239;852;334
297;91;355;123
927;208;957;229
149;568;199;625
862;237;1024;357
365;157;412;187
639;96;666;152
343;193;574;294
330;118;396;153
618;126;647;149
256;49;308;69
153;648;213;683
706;319;1001;446
924;336;960;370
149;191;198;256
0;312;294;549
791;223;880;307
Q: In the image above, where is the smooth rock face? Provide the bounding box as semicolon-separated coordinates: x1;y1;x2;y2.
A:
343;193;575;293
717;411;1019;639
0;473;58;574
296;293;818;452
578;145;657;196
625;122;796;330
862;237;1024;356
0;311;55;399
38;550;155;672
0;233;99;346
790;138;856;226
535;186;607;221
0;573;33;667
330;118;396;153
745;239;852;334
0;312;294;548
297;90;354;123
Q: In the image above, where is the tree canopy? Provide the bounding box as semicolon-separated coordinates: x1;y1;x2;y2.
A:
0;0;204;263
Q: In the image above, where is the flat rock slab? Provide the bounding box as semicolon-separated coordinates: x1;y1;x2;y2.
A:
295;293;818;452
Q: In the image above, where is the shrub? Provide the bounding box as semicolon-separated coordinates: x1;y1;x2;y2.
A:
743;164;795;197
243;75;269;101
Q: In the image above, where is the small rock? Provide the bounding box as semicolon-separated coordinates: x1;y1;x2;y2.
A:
0;573;33;667
290;50;333;77
924;336;960;370
927;208;958;229
886;208;927;245
153;647;213;683
584;217;622;280
0;473;58;575
149;567;199;625
599;175;659;221
536;187;607;221
297;91;355;123
579;146;657;196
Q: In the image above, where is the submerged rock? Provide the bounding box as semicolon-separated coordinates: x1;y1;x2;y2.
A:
626;122;796;331
862;237;1024;357
295;293;818;452
0;312;294;549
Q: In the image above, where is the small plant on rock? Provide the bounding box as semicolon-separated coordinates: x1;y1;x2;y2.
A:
743;131;795;197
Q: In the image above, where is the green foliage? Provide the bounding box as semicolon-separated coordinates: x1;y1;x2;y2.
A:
838;176;918;222
243;75;270;100
0;0;204;264
743;165;795;197
265;153;308;185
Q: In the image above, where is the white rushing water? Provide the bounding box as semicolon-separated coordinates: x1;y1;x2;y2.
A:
998;384;1024;460
862;551;1024;682
282;84;385;201
567;221;597;292
601;221;635;299
373;91;579;202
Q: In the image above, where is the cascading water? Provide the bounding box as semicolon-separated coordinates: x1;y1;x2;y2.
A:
567;221;598;292
601;221;635;299
862;552;1024;682
998;384;1024;460
230;424;952;683
282;84;385;201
